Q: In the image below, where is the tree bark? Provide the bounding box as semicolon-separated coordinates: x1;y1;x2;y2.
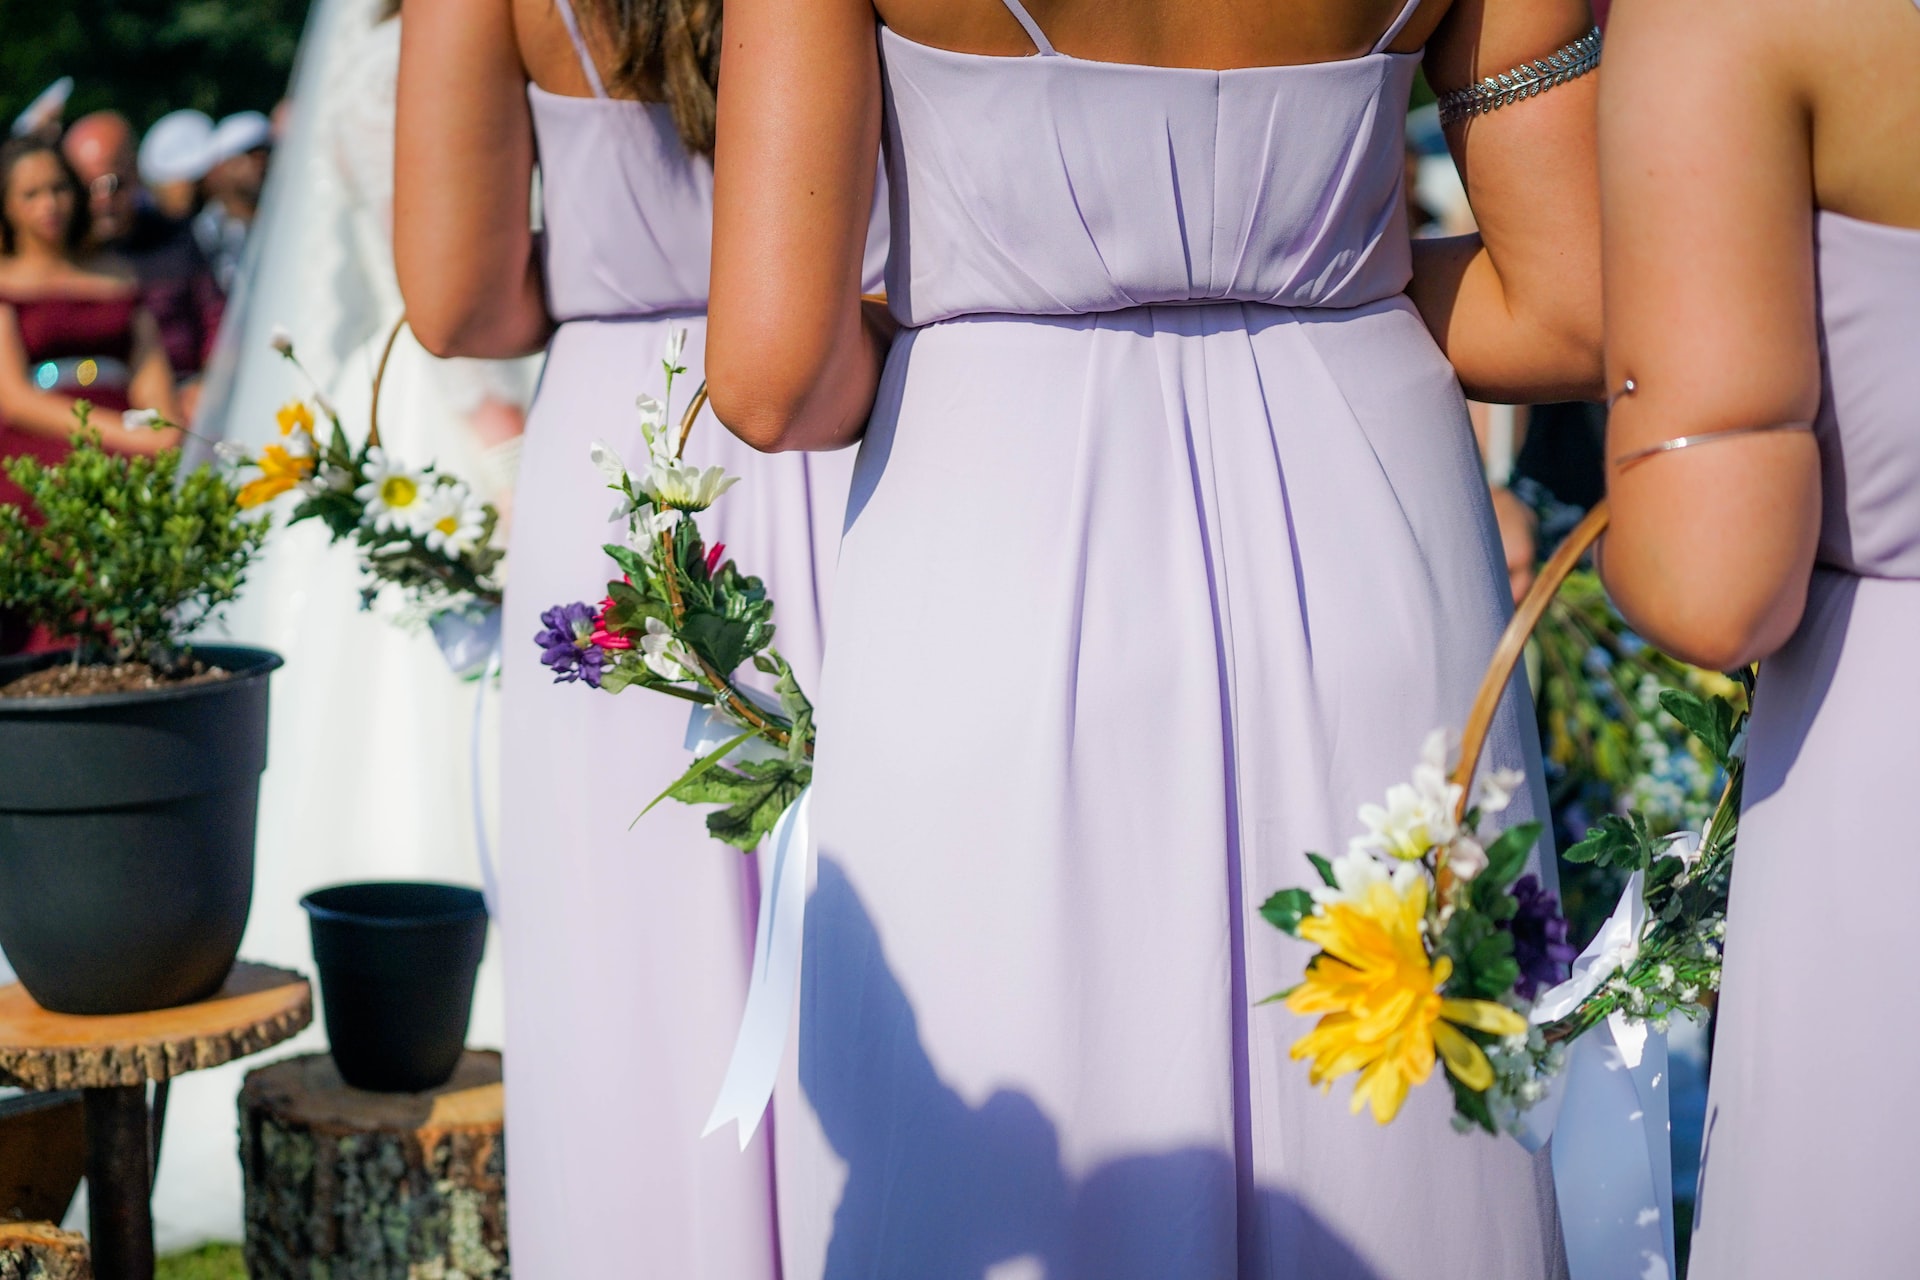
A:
240;1051;507;1279
0;1222;91;1280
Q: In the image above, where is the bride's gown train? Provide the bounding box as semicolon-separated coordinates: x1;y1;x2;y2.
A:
138;0;535;1247
780;3;1566;1276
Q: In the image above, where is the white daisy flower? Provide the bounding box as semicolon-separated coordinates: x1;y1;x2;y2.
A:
639;456;737;513
123;407;169;431
1310;846;1424;908
1351;731;1463;862
355;447;432;534
422;482;488;559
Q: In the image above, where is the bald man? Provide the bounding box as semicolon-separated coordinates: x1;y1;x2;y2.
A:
63;111;224;394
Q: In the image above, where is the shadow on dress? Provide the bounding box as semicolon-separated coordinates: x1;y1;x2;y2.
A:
800;857;1386;1280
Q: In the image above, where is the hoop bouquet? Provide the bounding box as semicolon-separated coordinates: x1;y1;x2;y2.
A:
230;322;506;673
1261;504;1745;1137
534;331;813;849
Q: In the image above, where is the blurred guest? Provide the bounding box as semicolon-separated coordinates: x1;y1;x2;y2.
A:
138;109;215;221
0;136;182;652
64;112;223;413
194;111;271;292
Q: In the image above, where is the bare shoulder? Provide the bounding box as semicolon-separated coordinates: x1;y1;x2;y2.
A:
1609;0;1920;225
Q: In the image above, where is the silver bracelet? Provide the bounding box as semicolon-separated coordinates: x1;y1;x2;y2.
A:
1435;27;1602;128
1607;379;1816;471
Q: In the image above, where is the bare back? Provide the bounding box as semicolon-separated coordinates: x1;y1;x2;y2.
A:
873;0;1451;65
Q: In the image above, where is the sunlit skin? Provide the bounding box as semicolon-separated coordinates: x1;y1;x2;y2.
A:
0;149;181;452
393;0;617;360
1598;0;1920;670
704;0;1602;455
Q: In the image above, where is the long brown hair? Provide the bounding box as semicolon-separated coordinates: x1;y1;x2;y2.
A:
575;0;723;156
0;137;91;257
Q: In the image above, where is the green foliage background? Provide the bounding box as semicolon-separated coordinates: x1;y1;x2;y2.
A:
0;0;311;136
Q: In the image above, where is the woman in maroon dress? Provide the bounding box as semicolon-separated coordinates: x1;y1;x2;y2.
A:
0;135;182;651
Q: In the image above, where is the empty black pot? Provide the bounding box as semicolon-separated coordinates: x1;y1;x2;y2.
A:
302;882;488;1093
0;645;281;1014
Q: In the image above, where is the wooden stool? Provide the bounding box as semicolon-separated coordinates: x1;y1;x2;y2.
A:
0;1221;90;1279
0;964;311;1280
241;1050;507;1279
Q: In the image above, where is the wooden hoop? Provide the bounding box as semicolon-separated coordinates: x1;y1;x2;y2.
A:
365;312;409;451
1450;499;1612;821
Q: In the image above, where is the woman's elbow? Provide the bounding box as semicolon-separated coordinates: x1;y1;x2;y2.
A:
706;372;808;454
1608;571;1807;673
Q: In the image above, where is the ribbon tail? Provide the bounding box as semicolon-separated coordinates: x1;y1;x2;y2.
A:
469;648;504;924
1546;1021;1678;1280
703;787;813;1151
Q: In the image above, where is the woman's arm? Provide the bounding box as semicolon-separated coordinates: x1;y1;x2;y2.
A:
394;0;551;360
1595;0;1821;672
707;0;886;452
119;308;184;454
1408;0;1605;404
0;304;177;453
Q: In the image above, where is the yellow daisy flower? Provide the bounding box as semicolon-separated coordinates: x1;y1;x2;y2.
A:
237;443;315;508
276;399;315;438
1286;874;1526;1124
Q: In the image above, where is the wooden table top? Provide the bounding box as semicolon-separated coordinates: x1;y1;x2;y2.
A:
0;962;311;1090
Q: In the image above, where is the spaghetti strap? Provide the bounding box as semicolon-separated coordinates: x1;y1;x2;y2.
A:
550;0;610;98
999;0;1059;56
1369;0;1426;54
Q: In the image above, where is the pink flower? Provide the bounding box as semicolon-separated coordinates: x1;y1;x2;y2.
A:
589;596;633;651
704;542;727;578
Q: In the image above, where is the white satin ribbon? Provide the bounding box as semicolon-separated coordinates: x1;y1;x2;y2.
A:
432;605;504;923
1516;872;1677;1280
704;783;813;1150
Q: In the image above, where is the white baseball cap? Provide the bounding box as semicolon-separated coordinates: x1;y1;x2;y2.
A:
139;110;216;185
205;111;272;166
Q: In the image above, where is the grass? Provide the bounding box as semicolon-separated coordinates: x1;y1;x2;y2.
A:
156;1243;245;1280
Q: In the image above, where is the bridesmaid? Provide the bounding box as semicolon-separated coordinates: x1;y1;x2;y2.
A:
709;0;1599;1275
394;1;882;1274
1598;0;1920;1274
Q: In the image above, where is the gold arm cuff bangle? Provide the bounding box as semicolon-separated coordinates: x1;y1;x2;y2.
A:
1610;420;1815;472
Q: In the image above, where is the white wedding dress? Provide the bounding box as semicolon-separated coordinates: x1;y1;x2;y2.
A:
117;0;538;1249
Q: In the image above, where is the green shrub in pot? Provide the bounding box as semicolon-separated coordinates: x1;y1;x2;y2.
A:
0;413;282;1014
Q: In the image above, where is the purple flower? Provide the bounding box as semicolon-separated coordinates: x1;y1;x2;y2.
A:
1504;874;1578;1001
535;602;607;688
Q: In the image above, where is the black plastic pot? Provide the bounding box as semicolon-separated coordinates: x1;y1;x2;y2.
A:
0;645;282;1015
302;882;488;1093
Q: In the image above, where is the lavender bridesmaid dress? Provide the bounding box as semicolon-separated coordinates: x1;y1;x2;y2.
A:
1686;212;1920;1276
501;4;883;1272
778;3;1566;1277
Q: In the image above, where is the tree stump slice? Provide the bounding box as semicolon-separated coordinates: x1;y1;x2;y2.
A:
241;1051;508;1280
0;964;311;1090
0;1222;90;1280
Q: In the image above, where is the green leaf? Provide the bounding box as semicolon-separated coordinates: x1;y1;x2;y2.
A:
1658;689;1738;767
669;759;811;851
1305;852;1337;888
1564;812;1660;871
1478;820;1542;890
679;609;754;678
633;730;757;827
1258;888;1317;937
1447;1064;1499;1135
1254;983;1302;1007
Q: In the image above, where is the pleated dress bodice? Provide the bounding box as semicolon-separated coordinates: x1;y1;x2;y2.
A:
879;27;1420;326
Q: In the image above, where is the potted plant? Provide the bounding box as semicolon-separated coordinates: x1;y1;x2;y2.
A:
0;415;277;1014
